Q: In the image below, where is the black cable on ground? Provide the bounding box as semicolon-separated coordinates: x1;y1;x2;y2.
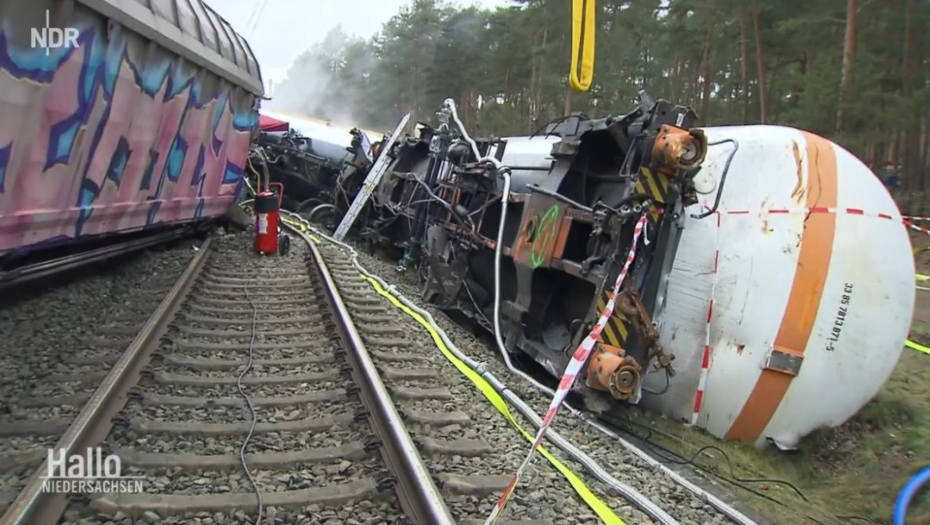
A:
240;283;264;525
602;413;875;524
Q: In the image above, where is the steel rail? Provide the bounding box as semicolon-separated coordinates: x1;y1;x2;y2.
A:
0;226;204;290
0;238;215;525
303;239;454;525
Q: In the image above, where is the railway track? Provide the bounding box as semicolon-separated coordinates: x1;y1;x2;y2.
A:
3;228;609;525
0;219;766;525
0;232;453;525
314;244;608;523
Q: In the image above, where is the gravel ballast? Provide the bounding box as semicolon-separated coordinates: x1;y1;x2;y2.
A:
0;240;199;511
61;231;405;525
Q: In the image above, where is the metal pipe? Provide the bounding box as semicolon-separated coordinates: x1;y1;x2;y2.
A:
0;227;200;289
527;183;593;212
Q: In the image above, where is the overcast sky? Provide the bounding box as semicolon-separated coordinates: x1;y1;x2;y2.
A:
203;0;512;87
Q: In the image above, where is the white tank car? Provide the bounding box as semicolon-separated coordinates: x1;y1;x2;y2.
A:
487;136;560;191
261;110;382;161
641;125;914;449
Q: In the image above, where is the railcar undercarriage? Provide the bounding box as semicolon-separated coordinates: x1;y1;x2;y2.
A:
330;93;710;410
249;126;383;219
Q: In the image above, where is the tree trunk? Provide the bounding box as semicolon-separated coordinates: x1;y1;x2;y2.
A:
699;30;713;124
836;0;857;133
504;65;512;99
902;0;920;193
750;0;767;123
670;51;681;101
564;84;573;116
528;40;539;132
537;27;547;123
889;130;900;166
528;27;548;133
410;63;419;134
922;115;929;171
739;7;749;124
918;117;930;176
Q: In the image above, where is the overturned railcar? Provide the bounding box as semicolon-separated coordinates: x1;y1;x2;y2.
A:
251;111;384;215
331;95;913;449
0;0;263;259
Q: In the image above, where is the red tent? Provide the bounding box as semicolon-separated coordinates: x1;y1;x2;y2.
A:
259;114;289;132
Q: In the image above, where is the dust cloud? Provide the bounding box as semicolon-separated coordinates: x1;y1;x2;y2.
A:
264;26;375;130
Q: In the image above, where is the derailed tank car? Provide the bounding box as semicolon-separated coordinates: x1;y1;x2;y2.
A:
0;0;263;259
330;95;913;449
251;110;384;217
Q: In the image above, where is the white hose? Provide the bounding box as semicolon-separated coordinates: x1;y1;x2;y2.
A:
441;99;570;407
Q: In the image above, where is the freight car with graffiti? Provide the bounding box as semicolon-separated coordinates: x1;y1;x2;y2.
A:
0;0;263;259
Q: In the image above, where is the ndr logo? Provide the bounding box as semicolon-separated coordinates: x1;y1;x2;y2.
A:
30;9;79;56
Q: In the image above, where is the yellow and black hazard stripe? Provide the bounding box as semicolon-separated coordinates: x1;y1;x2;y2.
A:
597;168;668;348
596;292;631;347
633;167;669;225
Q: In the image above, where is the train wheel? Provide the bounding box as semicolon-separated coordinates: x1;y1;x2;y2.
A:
306;203;336;228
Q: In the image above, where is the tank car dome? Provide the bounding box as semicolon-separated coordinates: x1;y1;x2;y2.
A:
642;125;913;449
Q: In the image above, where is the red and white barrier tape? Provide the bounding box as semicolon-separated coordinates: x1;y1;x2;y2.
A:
690;205;922;425
486;204;921;521
904;220;930;237
690;211;720;425
483;214;650;525
719;206;895;219
903;216;930;222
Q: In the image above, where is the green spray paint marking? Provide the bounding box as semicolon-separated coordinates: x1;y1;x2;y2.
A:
530;205;559;268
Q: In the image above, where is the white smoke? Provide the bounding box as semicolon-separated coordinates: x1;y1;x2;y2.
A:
265;26;372;129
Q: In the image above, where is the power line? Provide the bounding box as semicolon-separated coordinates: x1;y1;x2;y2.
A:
244;0;262;31
248;0;269;38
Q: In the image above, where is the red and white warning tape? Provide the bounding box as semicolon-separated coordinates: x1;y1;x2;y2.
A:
719;206;895;219
690;205;924;425
718;206;930;237
904;220;930;237
690;211;720;425
483;214;650;525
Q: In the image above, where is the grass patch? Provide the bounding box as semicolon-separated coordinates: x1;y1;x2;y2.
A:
624;329;930;525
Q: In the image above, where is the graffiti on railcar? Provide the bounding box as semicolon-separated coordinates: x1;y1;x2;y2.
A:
0;6;257;254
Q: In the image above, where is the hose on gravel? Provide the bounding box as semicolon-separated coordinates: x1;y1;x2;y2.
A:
240;283;264;525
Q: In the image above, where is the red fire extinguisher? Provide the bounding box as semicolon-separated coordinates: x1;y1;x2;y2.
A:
255;182;283;255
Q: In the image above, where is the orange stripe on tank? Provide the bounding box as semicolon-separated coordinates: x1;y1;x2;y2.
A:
723;131;838;442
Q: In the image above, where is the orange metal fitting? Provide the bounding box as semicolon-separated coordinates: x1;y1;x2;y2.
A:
584;342;643;401
650;125;707;175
